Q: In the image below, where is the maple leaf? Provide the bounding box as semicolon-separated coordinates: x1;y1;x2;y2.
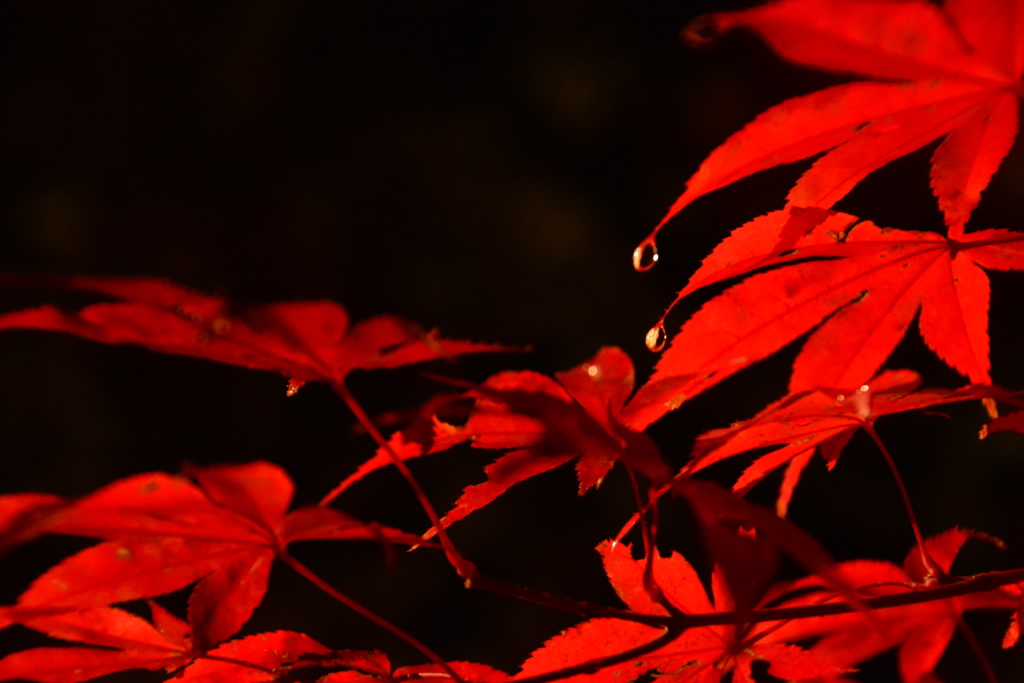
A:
0;276;511;395
2;461;426;653
0;603;192;683
324;348;670;534
518;540;847;683
763;529;1022;683
176;633;380;683
981;409;1024;437
183;640;507;683
687;369;1018;516
624;217;1024;429
638;0;1022;260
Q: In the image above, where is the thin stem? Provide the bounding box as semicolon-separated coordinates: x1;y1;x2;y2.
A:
664;567;1024;629
464;571;669;627
527;565;1024;632
613;479;675;545
863;423;941;581
331;380;475;579
279;551;464;683
625;466;674;615
329;381;677;633
513;626;683;683
954;611;999;683
625;467;653;558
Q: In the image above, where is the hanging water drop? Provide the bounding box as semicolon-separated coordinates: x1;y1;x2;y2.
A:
645;323;667;352
632;238;659;272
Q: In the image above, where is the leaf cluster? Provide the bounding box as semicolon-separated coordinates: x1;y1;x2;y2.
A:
3;1;1024;682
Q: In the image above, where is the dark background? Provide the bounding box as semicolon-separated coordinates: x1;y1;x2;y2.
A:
1;1;1023;680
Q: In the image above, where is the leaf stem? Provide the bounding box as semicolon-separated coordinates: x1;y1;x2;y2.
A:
279;550;464;683
625;467;678;617
463;571;669;627
513;625;683;683
863;423;941;581
954;611;1000;683
331;380;476;579
642;566;1024;629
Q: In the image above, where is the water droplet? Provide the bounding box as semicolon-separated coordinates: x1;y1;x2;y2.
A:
645;324;667;352
286;379;306;397
632;239;659;271
858;384;870;393
836;394;845;402
586;364;599;377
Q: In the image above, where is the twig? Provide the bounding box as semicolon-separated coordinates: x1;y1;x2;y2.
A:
279;550;464;683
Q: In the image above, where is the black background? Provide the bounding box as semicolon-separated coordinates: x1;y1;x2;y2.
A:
1;1;1023;680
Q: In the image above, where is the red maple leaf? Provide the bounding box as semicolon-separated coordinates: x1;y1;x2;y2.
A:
981;409;1024;437
177;634;387;683
518;540;847;683
0;603;192;683
1;461;425;653
324;347;670;534
687;369;1018;516
0;276;511;394
182;642;507;683
638;0;1022;263
625;216;1024;429
763;529;1022;683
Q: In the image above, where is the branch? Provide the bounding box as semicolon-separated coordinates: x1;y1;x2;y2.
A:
864;422;941;581
330;380;477;579
668;567;1024;629
279;551;464;683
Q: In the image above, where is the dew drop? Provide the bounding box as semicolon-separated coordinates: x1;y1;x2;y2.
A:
586;364;599;377
632;238;659;271
286;379;306;397
836;394;845;402
645;324;667;352
858;384;870;393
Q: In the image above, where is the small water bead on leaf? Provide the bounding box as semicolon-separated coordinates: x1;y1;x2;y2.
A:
632;239;659;272
645;324;667;352
286;379;306;397
851;384;872;419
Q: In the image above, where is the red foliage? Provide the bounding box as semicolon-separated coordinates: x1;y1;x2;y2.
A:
3;1;1024;682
